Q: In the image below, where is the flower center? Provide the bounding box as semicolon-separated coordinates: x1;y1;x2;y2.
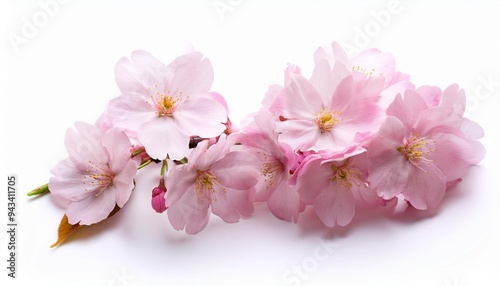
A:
330;163;364;191
83;160;114;195
195;170;224;202
315;109;341;133
397;133;435;170
147;84;183;117
261;159;284;189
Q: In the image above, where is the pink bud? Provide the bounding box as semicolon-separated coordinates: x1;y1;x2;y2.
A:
151;178;167;213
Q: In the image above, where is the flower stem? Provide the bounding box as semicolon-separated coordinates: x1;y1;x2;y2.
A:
131;148;144;157
138;159;152;170
160;160;168;176
27;183;49;196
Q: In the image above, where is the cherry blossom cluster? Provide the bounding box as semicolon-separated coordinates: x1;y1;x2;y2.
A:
37;42;485;236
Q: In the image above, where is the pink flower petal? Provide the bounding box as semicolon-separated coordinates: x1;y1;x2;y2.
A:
461;118;485;140
107;93;158;133
253;109;279;141
95;111;114;133
167;185;211;234
210;191;240;223
112;160;137;208
329;42;350;65
370;151;411;200
378;81;414;110
296;158;329;202
211;187;255;223
460;118;486;165
313;131;337;151
416;85;441;108
65;122;107;169
313;41;350;68
351;49;396;88
277;119;319;151
367;116;407;157
386;91;428;128
101;128;134;172
335;78;383;124
351;184;382;208
212;151;261;190
65;186;116;225
166;52;214;95
49;158;92;202
137;118;189;160
414;106;458;134
348;154;382;208
439;84;465;116
166;165;198;206
428;133;475;181
208;91;230;114
114;50;166;95
402;163;446;210
310;59;336;104
175;95;227;138
313;185;355;227
262;84;285;119
283;74;323;119
194;135;235;170
267;181;303;223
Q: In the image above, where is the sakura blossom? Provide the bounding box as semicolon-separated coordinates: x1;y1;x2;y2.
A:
49;122;137;225
108;51;228;160
368;90;479;209
238;110;305;222
28;42;486;245
166;135;261;234
295;147;379;227
275;61;385;152
314;41;415;109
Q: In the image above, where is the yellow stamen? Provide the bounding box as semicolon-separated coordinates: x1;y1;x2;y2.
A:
195;170;224;202
352;66;379;77
82;160;114;195
147;84;184;117
397;133;435;172
315;109;342;133
330;163;365;191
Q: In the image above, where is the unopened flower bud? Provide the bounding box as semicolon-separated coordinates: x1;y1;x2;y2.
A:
151;178;167;213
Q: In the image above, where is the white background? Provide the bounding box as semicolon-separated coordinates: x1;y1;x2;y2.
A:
1;0;500;285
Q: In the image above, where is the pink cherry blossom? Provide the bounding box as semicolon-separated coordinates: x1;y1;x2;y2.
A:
315;41;411;88
368;90;477;209
404;83;485;164
295;147;381;227
314;41;414;109
166;135;261;234
49;122;137;225
108;51;228;160
416;84;486;163
276;61;384;152
32;44;488;242
238;110;305;222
